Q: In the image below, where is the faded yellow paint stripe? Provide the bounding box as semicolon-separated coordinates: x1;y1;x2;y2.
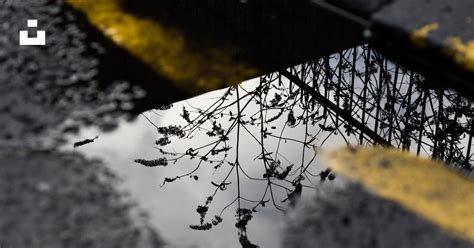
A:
326;147;474;243
445;37;474;72
410;22;439;48
67;0;257;94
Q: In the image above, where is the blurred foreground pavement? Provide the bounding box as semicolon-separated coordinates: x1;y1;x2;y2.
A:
0;1;167;247
0;147;164;247
284;147;474;248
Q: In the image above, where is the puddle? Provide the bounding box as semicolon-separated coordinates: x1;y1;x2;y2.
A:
2;2;472;247
64;78;347;248
61;49;473;245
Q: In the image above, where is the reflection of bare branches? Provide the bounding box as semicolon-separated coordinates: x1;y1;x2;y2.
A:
136;44;472;247
282;45;472;169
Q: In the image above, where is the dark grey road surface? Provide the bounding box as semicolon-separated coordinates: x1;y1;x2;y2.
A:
0;147;164;248
0;1;165;247
283;178;473;248
323;0;474;98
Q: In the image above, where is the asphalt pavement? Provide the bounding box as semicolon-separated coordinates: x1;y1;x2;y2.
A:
0;1;165;247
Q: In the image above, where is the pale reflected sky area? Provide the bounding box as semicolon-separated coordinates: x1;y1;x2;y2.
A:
60;47;473;247
63;78;347;248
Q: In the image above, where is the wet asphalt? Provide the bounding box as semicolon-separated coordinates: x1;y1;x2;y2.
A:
0;0;140;147
0;1;164;247
1;1;473;248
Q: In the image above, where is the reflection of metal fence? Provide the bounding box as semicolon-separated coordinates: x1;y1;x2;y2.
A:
272;45;472;170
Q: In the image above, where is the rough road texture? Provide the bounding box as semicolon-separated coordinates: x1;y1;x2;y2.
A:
283;179;472;248
0;0;160;148
0;147;164;248
0;1;164;247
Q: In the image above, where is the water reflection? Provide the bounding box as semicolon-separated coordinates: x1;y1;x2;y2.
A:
67;83;294;248
2;3;471;243
8;1;472;247
67;44;472;248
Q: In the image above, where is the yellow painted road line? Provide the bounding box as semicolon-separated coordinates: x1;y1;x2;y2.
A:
67;0;258;95
410;22;439;48
410;23;474;72
445;37;474;72
327;147;474;243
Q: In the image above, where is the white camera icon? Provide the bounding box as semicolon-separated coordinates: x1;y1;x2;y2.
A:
19;19;46;46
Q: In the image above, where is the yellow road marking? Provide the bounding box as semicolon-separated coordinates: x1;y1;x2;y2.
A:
326;147;474;243
410;22;439;48
445;37;474;72
410;23;474;72
67;0;258;94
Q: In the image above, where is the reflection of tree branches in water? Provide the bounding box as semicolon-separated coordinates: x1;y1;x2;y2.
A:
278;45;473;169
136;45;473;247
138;80;334;247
